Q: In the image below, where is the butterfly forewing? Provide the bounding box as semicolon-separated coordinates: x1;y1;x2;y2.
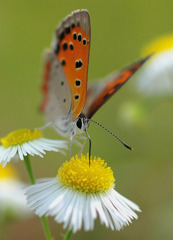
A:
82;56;150;119
54;10;91;120
40;10;91;126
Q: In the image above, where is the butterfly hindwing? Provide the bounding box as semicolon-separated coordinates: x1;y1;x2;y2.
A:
40;50;72;124
82;56;150;119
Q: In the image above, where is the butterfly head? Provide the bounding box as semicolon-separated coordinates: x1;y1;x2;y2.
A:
76;113;89;131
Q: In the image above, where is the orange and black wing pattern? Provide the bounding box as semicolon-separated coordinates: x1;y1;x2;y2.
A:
82;56;151;119
40;10;91;124
54;10;91;120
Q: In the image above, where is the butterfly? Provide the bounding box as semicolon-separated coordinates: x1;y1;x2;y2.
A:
40;9;149;156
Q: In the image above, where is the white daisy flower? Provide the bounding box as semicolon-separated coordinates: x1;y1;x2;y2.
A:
0;164;31;219
25;155;140;233
0;128;67;167
136;35;173;96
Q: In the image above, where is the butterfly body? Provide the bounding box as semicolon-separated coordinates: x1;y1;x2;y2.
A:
40;9;149;146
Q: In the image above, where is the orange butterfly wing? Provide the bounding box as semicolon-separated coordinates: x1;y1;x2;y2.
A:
55;10;91;120
82;56;151;119
40;50;52;112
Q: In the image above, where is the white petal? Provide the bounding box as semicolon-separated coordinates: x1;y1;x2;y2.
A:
0;147;12;163
27;142;44;157
17;145;24;160
25;178;140;233
22;143;34;156
2;146;18;167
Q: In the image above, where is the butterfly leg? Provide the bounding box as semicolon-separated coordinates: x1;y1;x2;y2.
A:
72;138;84;148
69;135;85;159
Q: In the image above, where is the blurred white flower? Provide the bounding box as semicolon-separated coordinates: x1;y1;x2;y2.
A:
136;35;173;96
25;155;140;233
0;164;31;220
0;128;67;167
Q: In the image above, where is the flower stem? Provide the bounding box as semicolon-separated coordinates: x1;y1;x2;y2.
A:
41;216;53;240
24;155;53;240
64;229;72;240
24;155;35;184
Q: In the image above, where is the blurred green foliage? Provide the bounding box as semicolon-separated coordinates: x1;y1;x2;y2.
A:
0;0;173;239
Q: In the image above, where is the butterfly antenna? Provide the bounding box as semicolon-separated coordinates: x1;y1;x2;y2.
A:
84;128;91;166
87;119;133;151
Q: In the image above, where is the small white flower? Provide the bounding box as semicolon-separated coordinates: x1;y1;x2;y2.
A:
136;35;173;97
25;155;140;233
0;164;31;219
0;128;67;167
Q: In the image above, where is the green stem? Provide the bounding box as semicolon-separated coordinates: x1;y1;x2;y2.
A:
41;216;53;240
24;155;35;184
64;229;72;240
24;155;53;240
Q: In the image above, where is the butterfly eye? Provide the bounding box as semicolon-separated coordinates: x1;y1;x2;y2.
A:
76;118;82;129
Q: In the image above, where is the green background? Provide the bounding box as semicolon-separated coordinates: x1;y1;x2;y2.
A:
0;0;173;239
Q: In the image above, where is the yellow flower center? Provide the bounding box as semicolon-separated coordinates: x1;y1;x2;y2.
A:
142;35;173;56
0;164;18;179
0;129;42;148
58;154;115;193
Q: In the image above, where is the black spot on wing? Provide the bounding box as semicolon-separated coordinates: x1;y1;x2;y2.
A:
78;34;82;42
61;59;66;66
63;42;68;51
65;26;71;34
59;31;65;41
76;60;83;69
71;23;75;28
73;33;77;40
69;43;74;51
75;79;81;86
75;95;79;100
